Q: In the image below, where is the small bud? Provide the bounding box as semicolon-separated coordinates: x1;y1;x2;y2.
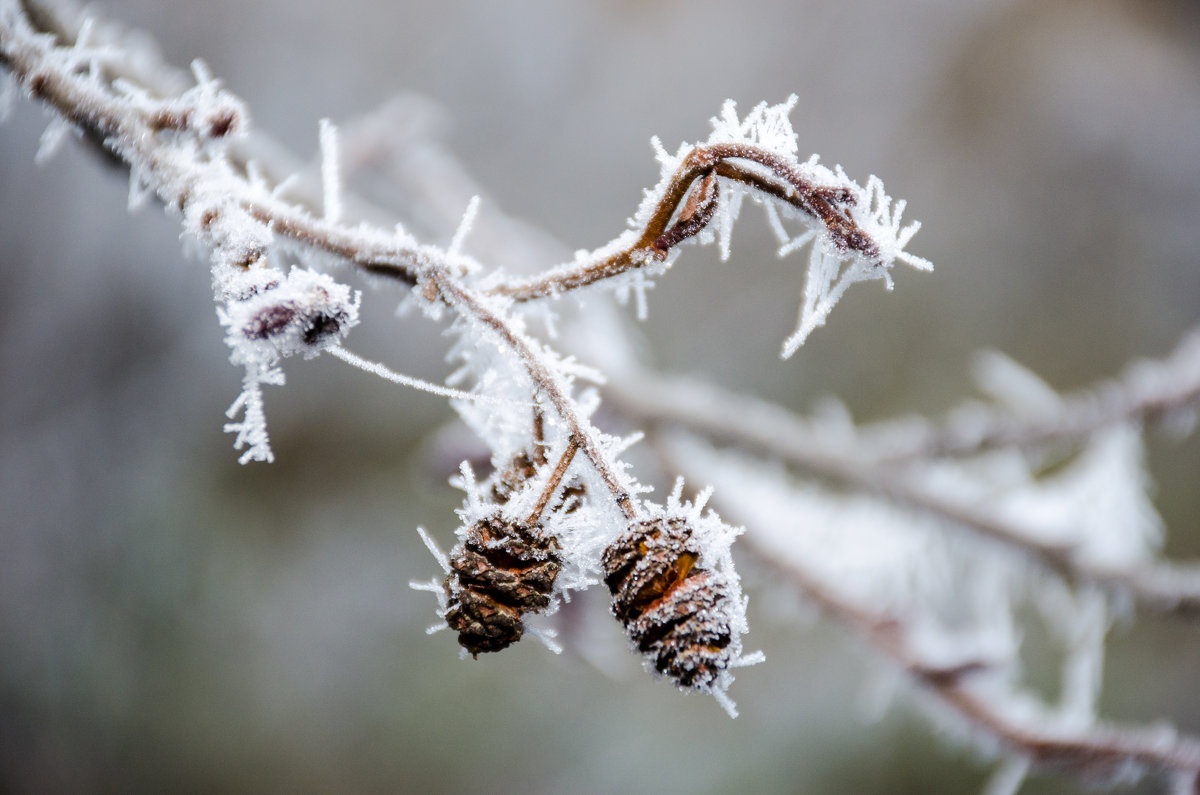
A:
219;266;360;362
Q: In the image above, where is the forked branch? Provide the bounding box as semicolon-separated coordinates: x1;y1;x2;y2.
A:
488;141;881;303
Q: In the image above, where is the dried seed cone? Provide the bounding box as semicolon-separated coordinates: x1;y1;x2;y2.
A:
443;515;562;656
601;517;734;690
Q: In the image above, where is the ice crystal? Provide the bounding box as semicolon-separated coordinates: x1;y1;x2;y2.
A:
319;118;341;224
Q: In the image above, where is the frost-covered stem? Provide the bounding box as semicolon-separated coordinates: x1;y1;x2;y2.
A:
0;3;641;519
613;367;1200;620
429;271;638;520
528;406;549;466
880;328;1200;462
525;435;578;524
742;531;1200;788
488;142;877;303
0;4;430;279
241;202;424;285
1;0;881;320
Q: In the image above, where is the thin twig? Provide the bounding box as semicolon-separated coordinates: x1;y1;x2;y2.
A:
430;272;637;520
487;142;876;303
526;435;579;525
0;3;640;519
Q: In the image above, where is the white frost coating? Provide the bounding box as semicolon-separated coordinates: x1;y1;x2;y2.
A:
982;757;1031;795
714;181;746;262
780;174;932;356
223;363;284;464
670;431;1122;714
127;163;153;211
34;117;73;164
0;69;16;124
525;623;563;655
698;441;991;623
708;94;803;157
991;425;1162;567
447;194;480;257
670;387;1165;731
972;349;1064;414
327;345;523;405
410;527;455;635
1046;585;1108;730
416;526;451;574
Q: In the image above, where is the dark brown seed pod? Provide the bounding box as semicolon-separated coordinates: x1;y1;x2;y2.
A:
601;517;734;690
443;515;562;656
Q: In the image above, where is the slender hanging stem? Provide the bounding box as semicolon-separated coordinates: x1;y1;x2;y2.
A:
525;435;580;525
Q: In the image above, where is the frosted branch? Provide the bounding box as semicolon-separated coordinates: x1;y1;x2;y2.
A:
488;125;931;355
747;534;1200;789
0;1;635;506
878;328;1200;461
612;362;1200;621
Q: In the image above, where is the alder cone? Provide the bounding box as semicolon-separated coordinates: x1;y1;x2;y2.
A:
601;517;734;689
443;516;562;656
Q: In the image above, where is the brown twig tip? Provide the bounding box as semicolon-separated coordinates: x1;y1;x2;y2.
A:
705;143;879;259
